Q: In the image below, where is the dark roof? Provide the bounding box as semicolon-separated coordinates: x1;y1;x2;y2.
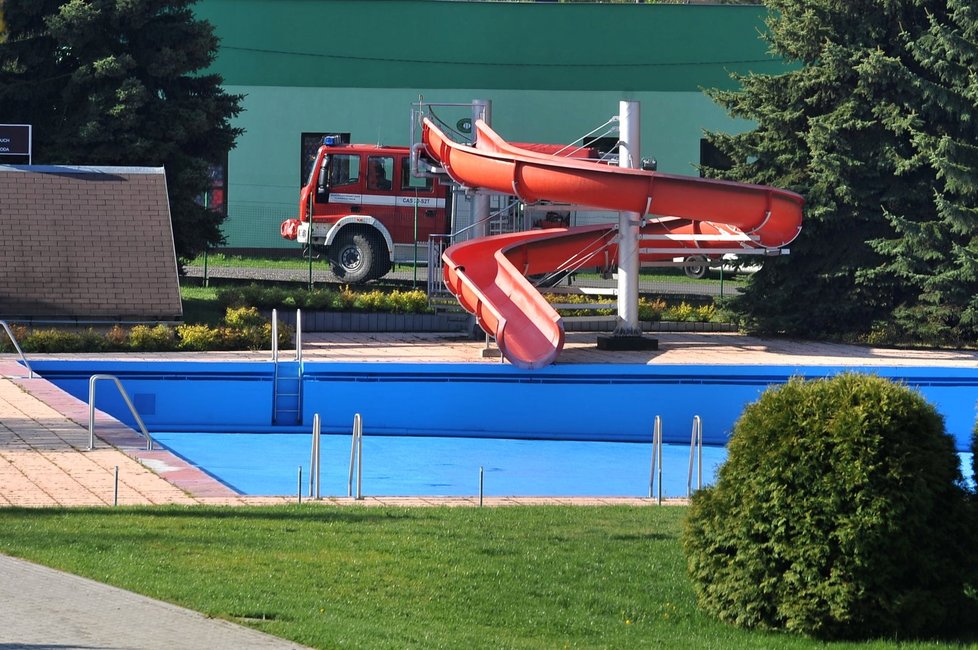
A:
0;165;183;322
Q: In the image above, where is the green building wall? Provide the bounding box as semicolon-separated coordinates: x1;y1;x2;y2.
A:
194;0;783;250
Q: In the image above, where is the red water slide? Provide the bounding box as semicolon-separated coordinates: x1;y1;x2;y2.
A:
422;118;803;369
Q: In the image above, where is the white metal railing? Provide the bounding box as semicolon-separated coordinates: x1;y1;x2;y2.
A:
1;320;36;378
308;413;321;499
687;415;703;497
271;308;303;361
88;374;153;451
649;415;663;504
348;413;363;500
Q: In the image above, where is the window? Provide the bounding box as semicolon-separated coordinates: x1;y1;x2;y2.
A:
582;136;619;159
400;156;432;191
196;156;227;215
328;154;360;188
699;138;734;177
300;132;349;184
366;155;394;191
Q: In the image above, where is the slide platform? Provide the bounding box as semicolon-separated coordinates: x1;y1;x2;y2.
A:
423;118;804;369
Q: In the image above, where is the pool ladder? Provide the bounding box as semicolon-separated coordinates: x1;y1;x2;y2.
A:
272;309;303;425
649;415;704;504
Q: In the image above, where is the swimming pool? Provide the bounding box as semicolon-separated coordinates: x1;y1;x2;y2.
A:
154;433;729;498
32;359;978;497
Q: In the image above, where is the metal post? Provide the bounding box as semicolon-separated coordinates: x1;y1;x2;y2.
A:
614;100;642;337
472;99;492;239
113;466;119;506
479;466;484;507
348;413;364;500
356;418;363;500
649;415;662;504
309;413;321;499
687;415;702;497
297;466;302;504
656;419;663;506
696;420;703;490
295;309;303;362
271;309;279;362
309;414;317;497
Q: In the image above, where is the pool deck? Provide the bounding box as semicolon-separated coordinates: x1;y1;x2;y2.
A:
3;330;977;509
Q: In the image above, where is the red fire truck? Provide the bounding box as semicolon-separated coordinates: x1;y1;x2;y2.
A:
280;137;451;283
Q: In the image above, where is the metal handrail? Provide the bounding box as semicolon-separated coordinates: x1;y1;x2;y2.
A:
308;413;321;499
295;308;303;362
271;308;279;362
348;413;363;500
649;415;662;504
687;415;703;497
88;374;153;451
0;320;36;378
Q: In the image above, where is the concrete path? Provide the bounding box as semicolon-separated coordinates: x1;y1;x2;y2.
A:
0;553;311;649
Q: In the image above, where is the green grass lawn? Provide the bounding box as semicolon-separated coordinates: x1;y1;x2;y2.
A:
185;253;746;287
0;505;966;649
179;284;224;326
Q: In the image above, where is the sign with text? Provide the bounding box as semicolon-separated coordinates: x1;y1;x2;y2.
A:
0;124;32;159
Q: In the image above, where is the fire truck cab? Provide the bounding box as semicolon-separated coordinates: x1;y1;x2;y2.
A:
281;138;450;283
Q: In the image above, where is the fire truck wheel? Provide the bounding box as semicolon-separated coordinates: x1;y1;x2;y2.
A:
683;255;709;280
329;230;386;283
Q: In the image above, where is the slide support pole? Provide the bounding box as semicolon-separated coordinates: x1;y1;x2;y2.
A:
615;100;642;336
472;99;493;239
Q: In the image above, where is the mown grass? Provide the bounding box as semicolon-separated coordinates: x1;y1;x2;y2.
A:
185;253;746;287
179;284;224;326
185;252;318;270
0;505;967;649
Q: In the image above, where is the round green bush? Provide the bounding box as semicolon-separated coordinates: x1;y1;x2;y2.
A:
682;373;977;641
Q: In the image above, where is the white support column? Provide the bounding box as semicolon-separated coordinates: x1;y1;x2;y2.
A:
472;99;492;239
614;100;642;336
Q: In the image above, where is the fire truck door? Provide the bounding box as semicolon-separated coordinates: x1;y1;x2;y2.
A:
363;153;397;226
320;153;362;211
395;155;443;243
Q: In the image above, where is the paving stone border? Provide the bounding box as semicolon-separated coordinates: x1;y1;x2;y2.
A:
265;310;735;334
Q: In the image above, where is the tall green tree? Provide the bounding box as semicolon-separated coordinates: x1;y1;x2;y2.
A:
704;0;978;344
0;0;242;260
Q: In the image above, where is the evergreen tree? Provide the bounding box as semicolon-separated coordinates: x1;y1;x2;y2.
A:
705;0;978;344
869;0;978;343
0;0;242;260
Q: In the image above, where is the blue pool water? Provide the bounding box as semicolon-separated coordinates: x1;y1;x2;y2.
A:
154;433;728;498
154;432;974;498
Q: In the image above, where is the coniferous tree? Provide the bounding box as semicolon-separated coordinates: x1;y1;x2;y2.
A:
868;0;978;343
0;0;242;260
705;0;978;344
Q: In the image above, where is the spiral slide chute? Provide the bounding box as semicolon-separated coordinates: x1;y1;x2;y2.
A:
424;118;803;368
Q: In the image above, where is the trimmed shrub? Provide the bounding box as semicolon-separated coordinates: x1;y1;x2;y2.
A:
14;327;109;353
215;284;433;314
127;324;176;351
176;324;222;351
683;373;978;641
